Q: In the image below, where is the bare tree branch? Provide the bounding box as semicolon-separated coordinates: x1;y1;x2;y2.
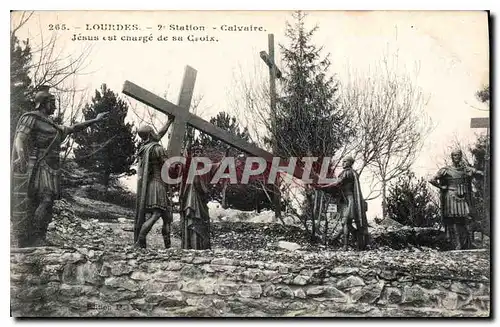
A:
342;52;434;218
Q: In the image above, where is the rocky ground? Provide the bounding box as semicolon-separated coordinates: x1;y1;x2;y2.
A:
46;189;489;254
14;186;485;318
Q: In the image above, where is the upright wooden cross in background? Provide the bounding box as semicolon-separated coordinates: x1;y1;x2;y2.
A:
260;34;283;220
470;116;490;237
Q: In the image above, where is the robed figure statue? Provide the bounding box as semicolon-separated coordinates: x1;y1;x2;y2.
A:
169;145;221;250
316;156;369;250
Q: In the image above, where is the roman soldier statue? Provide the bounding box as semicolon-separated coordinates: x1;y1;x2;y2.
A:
134;118;174;249
11;85;108;247
429;149;483;250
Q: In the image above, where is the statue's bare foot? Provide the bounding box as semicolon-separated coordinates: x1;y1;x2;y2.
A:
134;241;146;249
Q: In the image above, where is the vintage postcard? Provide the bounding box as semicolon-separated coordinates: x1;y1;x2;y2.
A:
9;10;490;318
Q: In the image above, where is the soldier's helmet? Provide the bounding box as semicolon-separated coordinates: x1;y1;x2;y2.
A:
34;85;54;109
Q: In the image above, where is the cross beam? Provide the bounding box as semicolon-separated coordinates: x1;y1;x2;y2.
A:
470;117;489;129
167;66;197;158
260;51;282;79
122;79;319;183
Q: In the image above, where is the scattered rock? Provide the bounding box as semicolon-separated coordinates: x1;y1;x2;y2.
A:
104;276;140;292
294;288;307;299
351;281;385;304
130;271;150;281
450;282;471;295
442;292;459;310
217;282;239;296
337;276;365;290
306;286;325;296
277;241;302;251
292;275;310;286
238;284;262;299
110;262;133;276
273;285;294;299
383;287;403;304
401;285;429;306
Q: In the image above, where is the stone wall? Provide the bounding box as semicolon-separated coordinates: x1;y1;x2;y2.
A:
10;247;490;317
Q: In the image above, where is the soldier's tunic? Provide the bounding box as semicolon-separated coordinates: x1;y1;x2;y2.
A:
16;111;68;199
135;141;172;243
11;111;67;247
433;166;477;219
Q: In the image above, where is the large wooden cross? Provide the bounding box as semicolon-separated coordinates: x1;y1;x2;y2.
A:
122;66;308;181
260;34;283;219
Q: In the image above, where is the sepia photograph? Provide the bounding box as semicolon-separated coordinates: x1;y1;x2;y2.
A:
9;9;491;318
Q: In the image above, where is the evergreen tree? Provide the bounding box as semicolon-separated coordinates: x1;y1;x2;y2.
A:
275;11;353;240
386;171;440;227
199;111;250;153
274;11;353;159
10;34;33;147
73;84;137;188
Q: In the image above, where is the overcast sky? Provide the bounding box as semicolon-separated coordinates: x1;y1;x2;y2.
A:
12;10;490;217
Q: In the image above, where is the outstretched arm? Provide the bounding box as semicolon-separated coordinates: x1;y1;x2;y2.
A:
429;170;446;190
315;170;345;189
65;112;109;134
156;116;174;140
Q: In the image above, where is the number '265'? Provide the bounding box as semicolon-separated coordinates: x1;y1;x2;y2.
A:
48;24;68;31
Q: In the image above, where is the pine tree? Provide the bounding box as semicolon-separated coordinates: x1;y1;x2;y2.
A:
386;171;440;227
274;11;353;159
199;111;250;153
73;84;137;188
10;34;33;147
275;11;353;240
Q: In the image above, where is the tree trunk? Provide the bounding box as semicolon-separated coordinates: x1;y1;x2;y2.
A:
381;180;388;219
221;181;228;209
273;178;281;220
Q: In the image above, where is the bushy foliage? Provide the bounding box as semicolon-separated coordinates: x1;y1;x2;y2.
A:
387;171;440;227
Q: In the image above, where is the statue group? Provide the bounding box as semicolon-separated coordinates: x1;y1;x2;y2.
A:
10;86;217;250
11;87;484;252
